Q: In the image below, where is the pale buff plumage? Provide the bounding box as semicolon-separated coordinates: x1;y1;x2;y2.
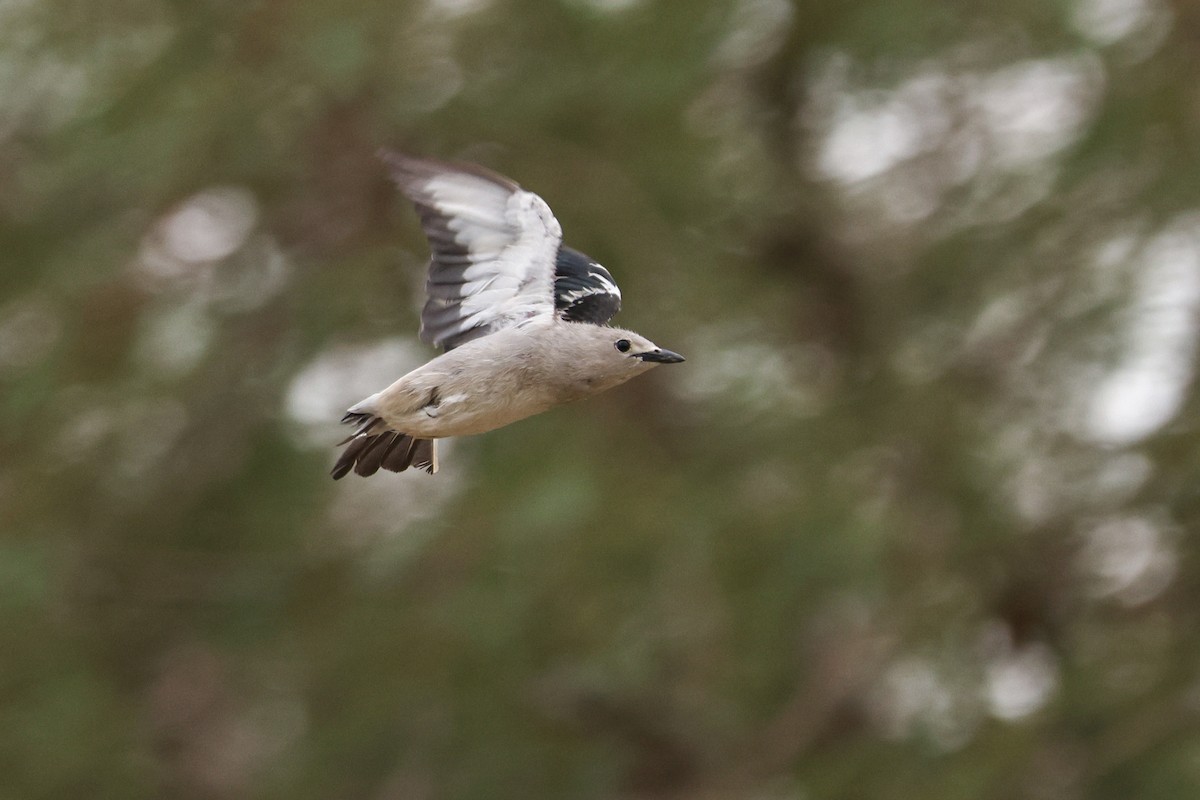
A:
331;154;683;479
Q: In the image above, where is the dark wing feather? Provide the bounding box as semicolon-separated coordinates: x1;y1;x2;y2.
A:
554;246;622;325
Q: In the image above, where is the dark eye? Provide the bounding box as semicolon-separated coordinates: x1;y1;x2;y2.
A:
615;339;631;353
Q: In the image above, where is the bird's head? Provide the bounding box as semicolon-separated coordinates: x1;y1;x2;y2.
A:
564;325;685;393
610;331;686;366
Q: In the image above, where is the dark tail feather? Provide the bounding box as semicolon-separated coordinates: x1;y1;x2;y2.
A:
409;438;438;473
351;432;396;477
331;414;439;479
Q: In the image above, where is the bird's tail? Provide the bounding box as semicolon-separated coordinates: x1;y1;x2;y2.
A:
331;412;438;479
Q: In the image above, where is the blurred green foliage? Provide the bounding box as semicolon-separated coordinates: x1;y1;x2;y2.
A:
3;0;1200;798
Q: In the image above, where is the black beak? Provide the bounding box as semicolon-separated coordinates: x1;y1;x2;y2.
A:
637;348;686;364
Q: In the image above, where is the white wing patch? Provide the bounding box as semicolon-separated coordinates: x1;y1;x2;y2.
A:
382;152;563;351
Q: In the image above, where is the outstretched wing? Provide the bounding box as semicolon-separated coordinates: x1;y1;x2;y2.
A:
554;246;622;325
381;151;563;351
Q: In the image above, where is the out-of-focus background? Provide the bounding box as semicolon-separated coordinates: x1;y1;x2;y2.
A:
3;0;1199;797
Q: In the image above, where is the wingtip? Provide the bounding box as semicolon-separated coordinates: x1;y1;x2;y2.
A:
378;148;521;192
377;147;410;168
378;148;425;182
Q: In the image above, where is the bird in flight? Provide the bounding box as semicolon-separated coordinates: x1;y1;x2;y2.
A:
331;151;685;479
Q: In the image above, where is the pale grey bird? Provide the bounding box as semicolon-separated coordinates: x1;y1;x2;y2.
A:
331;152;685;479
